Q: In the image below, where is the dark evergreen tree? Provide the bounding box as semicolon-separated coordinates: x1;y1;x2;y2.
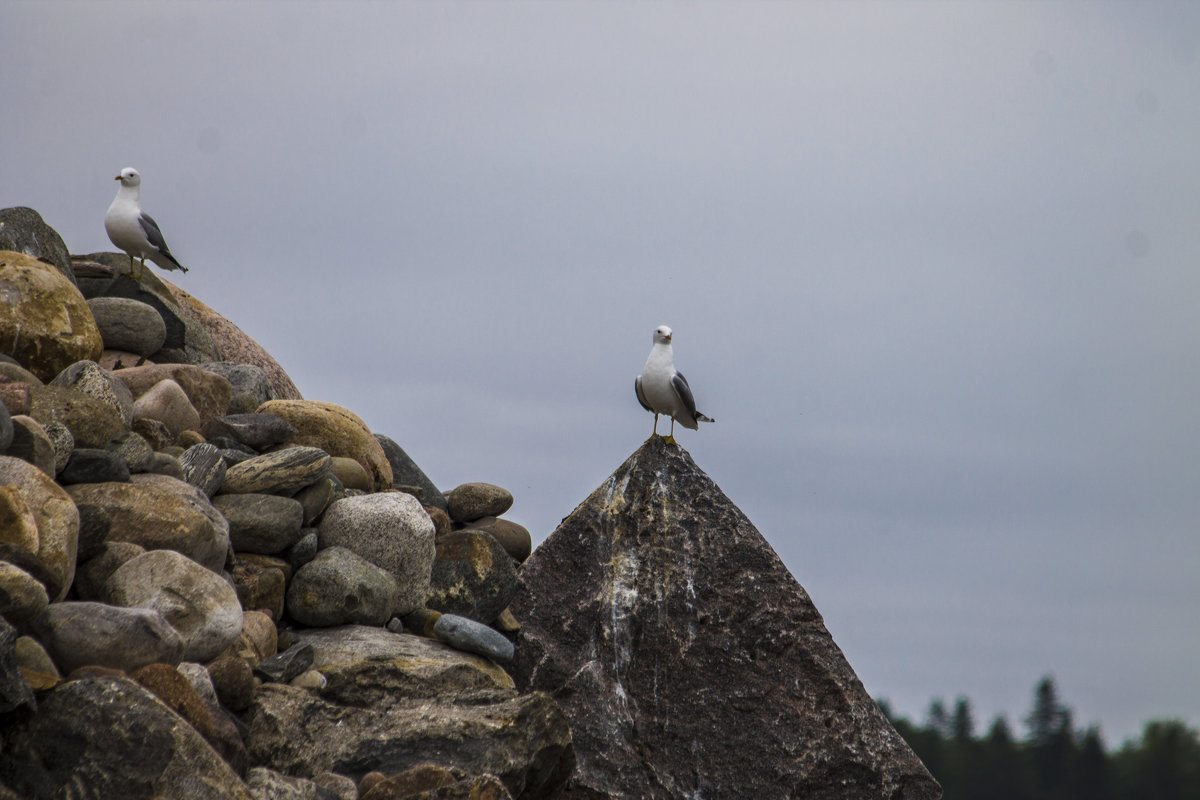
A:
1025;675;1076;799
977;715;1033;800
1112;719;1200;800
1071;726;1110;800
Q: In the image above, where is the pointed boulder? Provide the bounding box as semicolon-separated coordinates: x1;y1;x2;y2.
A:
510;437;940;800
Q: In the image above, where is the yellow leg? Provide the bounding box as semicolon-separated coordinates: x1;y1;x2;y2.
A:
663;417;677;445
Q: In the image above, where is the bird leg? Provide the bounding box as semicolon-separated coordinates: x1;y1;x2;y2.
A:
662;416;677;445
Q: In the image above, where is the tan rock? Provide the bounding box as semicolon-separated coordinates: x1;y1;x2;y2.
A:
132;378;201;437
65;478;229;572
27;384;126;449
258;400;392;491
0;455;79;601
0;251;103;381
113;363;232;426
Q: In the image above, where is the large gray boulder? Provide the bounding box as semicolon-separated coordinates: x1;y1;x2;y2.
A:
0;676;253;799
104;549;243;663
510;437;941;800
36;601;184;673
317;492;435;615
285;547;397;627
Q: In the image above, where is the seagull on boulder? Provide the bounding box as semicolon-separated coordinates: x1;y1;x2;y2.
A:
635;325;714;444
105;167;187;281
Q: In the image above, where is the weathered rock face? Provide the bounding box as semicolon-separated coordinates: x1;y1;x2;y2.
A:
0;208;75;284
0;676;253;799
510;437;941;800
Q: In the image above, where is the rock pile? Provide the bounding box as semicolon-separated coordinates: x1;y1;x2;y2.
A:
2;206;938;800
0;208;563;800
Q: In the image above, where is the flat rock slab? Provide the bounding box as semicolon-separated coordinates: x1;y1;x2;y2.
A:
244;682;572;799
510;437;941;800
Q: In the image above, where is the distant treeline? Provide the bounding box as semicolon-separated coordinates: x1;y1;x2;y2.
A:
878;676;1200;800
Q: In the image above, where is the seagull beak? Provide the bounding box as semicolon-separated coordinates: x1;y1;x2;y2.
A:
114;175;121;181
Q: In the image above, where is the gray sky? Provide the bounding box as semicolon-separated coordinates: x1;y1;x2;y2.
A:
4;1;1198;746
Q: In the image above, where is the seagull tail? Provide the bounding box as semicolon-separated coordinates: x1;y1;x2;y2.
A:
157;250;187;272
696;412;715;424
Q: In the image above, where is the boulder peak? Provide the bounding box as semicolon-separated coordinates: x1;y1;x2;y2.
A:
511;436;940;800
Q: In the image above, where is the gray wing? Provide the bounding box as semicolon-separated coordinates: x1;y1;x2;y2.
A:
634;375;653;412
138;212;185;269
671;372;699;419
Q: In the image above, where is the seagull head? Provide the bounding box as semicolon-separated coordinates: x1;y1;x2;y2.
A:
115;167;141;186
653;325;673;345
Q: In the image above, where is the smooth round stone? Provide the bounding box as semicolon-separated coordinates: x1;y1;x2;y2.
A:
7;414;56;475
106;430;153;473
104;549;244;663
286;546;398;627
0;251;102;382
426;530;518;625
132;378;201;438
59;447;130;485
433;613;515;663
329;456;370;491
48;359;135;427
317;492;435;616
213;493;304;555
37;601;184;673
112;363;232;428
444;482;514;523
0;454;79;601
200;411;295;452
220;446;332;496
178;442;227;497
293;477;335;526
426;505;452;538
0;560;49;625
87;296;168;357
462;516;532;563
66;477;229;573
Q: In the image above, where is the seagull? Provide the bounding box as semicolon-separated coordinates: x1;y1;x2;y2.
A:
104;167;187;282
635;325;714;444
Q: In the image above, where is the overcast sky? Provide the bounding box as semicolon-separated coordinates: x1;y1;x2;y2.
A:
4;1;1198;746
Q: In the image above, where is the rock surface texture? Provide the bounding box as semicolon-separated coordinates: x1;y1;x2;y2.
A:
511;437;941;800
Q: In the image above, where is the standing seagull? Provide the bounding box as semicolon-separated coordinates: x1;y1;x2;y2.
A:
105;167;187;281
635;325;714;444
